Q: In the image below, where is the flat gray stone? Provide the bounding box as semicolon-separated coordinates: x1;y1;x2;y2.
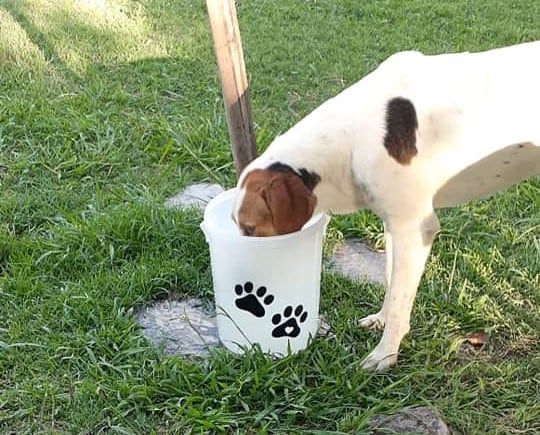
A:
367;406;450;434
317;315;334;338
328;239;386;285
165;183;224;210
136;298;220;358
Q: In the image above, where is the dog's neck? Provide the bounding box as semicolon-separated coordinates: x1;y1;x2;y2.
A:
264;162;321;191
246;134;368;215
242;69;393;214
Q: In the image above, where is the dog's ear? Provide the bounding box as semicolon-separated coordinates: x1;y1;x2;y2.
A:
262;172;317;234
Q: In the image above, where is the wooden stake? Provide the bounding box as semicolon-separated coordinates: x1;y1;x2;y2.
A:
206;0;257;178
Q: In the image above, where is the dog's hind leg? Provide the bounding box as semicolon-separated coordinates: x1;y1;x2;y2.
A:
360;211;440;371
358;223;393;330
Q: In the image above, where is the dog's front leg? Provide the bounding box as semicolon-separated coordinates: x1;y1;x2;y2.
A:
358;223;393;330
360;212;439;371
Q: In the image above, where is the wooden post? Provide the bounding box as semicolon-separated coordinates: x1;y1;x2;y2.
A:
206;0;257;178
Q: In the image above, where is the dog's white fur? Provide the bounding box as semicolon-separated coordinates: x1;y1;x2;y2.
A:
235;41;540;370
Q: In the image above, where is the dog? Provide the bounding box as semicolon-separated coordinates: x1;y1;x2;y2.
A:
232;41;540;371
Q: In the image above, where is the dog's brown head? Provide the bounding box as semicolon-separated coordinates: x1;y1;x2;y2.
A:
233;163;320;237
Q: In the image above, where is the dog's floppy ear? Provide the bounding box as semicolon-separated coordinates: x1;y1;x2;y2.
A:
262;172;317;234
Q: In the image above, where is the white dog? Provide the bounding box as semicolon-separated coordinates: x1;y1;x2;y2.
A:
232;41;540;371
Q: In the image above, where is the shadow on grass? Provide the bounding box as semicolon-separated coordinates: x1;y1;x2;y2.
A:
0;0;233;181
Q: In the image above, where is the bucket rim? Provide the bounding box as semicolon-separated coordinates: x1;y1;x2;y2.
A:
201;188;329;243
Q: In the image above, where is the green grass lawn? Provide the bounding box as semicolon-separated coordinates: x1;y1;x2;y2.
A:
1;0;539;433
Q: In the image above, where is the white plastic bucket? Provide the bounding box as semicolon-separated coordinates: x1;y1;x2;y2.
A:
200;188;329;356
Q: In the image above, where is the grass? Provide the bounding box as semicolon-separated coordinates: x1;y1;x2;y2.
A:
0;0;538;433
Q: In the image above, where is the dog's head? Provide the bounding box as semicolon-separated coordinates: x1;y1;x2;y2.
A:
233;163;320;237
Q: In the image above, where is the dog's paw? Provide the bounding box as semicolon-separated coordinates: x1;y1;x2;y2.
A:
359;312;385;330
360;344;398;372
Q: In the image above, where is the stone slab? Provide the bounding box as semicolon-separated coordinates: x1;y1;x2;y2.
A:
367;406;450;435
328;239;386;285
165;183;225;211
136;298;220;358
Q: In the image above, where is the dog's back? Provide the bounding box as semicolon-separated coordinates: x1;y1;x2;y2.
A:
408;42;540;206
348;41;540;208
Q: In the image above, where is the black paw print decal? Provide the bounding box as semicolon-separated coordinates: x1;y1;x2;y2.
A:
234;281;274;318
271;305;308;338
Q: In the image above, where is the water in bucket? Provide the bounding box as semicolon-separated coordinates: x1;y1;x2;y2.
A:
201;189;329;356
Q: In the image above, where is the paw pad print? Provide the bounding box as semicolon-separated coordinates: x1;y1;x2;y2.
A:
271;305;308;338
234;281;274;318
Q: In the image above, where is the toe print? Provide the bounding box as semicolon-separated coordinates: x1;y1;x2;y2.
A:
234;281;274;317
271;304;308;338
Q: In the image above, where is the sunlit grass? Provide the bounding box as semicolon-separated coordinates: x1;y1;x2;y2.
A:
0;0;198;77
0;9;51;75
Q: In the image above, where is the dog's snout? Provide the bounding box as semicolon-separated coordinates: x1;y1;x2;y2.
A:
242;225;255;236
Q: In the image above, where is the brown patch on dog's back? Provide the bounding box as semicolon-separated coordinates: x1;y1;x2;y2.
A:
384;97;418;165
